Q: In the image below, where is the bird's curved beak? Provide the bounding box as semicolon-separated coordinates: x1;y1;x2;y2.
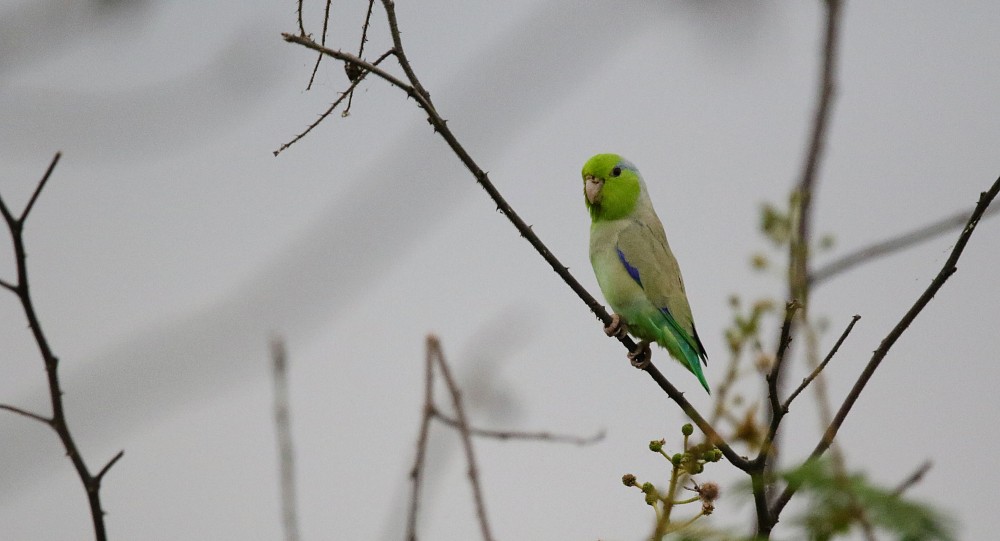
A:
584;175;603;205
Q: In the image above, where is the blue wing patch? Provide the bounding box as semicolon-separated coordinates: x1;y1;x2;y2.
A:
616;246;642;288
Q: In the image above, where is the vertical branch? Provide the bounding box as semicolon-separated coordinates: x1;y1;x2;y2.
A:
789;0;843;305
769;175;1000;521
776;0;844;392
295;0;306;36
405;336;437;541
343;0;379;116
428;336;496;541
270;338;300;541
306;0;334;90
760;1;844;536
0;153;123;541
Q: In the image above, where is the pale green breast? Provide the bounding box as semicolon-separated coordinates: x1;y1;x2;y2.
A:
589;219;662;341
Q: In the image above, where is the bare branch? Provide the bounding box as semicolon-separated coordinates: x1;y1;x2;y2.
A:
357;0;376;59
95;450;125;482
270;337;300;541
274;49;394;156
770;174;1000;520
783;314;860;410
428;336;495;541
433;412;605;446
295;0;306;36
0;403;52;425
306;0;334;90
759;1;844;535
281;36;419;103
342;0;378;116
893;461;932;496
405;335;437;541
757;301;801;477
811;204;1000;285
767;300;800;422
282;4;747;472
0;154;119;540
20;152;61;223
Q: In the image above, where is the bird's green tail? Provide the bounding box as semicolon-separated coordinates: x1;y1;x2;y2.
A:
658;316;711;394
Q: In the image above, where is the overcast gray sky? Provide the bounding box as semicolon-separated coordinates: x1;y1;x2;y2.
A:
1;0;998;539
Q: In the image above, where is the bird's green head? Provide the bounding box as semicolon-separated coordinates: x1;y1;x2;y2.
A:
582;153;642;222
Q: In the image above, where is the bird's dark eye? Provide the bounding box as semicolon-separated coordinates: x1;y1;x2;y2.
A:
611;166;622;177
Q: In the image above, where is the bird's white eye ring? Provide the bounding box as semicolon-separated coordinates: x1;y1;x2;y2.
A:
611;166;622;177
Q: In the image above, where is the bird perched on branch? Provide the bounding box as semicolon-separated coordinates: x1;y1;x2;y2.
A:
582;153;710;393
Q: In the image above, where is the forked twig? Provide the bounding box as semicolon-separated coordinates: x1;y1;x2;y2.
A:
770;175;1000;520
0;153;124;541
407;336;495;541
279;28;746;473
783;315;861;410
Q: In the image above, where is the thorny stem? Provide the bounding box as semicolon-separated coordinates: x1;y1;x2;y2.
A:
783;315;860;410
769;175;1000;523
0;153;123;541
281;28;749;472
759;0;843;535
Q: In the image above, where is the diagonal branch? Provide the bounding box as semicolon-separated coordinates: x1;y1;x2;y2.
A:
770;174;1000;520
280;33;748;471
811;204;1000;285
0;403;52;425
892;460;932;496
274;49;394;156
783;314;860;410
21;152;61;223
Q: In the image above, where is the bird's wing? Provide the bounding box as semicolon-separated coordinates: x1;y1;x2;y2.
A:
616;218;707;361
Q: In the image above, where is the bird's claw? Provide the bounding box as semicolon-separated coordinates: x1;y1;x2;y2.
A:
628;341;652;369
604;314;628;338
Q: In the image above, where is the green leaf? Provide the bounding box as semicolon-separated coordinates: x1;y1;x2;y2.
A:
781;460;954;541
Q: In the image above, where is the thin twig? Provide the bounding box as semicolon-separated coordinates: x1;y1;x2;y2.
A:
787;0;842;304
783;315;860;410
0;153;121;541
893;461;932;496
766;300;800;425
428;336;495;541
282;5;746;471
759;1;843;535
770;174;1000;520
756;300;801;492
404;334;437;541
433;412;605;446
0;403;52;425
96;450;125;482
305;0;334;90
811;204;1000;285
21;152;61;222
270;337;300;541
295;0;306;36
343;0;378;115
274;49;394;156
